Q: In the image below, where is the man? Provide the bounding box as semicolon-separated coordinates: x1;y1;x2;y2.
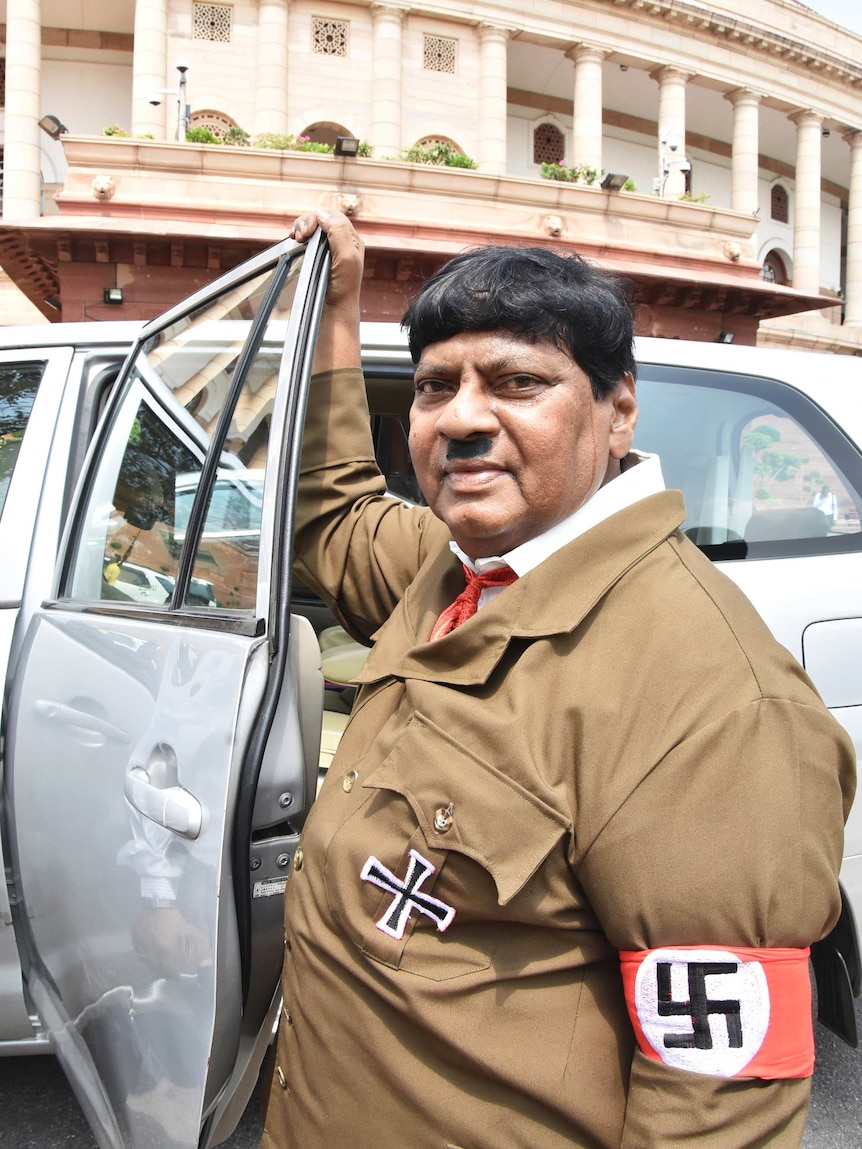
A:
262;211;855;1149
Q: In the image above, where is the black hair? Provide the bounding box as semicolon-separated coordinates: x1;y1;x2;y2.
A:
401;245;636;400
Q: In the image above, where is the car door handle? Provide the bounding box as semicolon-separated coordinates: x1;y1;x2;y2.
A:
124;766;203;840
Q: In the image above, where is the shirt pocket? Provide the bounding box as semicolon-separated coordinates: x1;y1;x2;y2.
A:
354;711;570;980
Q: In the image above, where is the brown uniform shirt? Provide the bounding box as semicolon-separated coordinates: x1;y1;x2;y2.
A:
262;369;855;1149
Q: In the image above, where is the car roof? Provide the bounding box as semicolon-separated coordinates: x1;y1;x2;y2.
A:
0;321;144;351
359;322;862;447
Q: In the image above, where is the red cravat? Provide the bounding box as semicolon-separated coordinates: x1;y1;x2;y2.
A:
429;563;519;641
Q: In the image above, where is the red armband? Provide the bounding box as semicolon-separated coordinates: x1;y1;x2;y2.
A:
619;945;813;1079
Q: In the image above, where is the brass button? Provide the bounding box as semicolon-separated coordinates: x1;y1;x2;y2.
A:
282;1004;293;1025
342;770;358;793
276;1065;289;1091
433;803;454;834
293;847;303;872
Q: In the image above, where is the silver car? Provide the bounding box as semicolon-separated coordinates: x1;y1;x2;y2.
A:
0;233;859;1148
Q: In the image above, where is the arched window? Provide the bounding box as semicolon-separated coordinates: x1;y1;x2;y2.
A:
533;122;565;166
416;135;463;153
189;110;238;139
300;122;351;148
771;185;789;224
762;249;788;285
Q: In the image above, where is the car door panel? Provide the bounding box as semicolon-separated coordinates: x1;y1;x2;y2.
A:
4;232;329;1146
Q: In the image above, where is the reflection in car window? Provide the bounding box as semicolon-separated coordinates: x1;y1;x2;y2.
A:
634;366;862;560
0;361;46;518
64;265;280;604
187;257;304;609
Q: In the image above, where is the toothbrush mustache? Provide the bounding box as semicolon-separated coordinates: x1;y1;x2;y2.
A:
446;438;493;461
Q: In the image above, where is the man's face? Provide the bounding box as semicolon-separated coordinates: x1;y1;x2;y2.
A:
409;330;638;559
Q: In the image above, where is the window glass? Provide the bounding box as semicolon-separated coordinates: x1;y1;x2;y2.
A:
186;257;305;609
634;367;862;559
0;361;45;518
65;265;279;604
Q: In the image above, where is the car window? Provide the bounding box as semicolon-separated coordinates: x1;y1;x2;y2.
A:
634;364;862;560
0;361;46;518
185;262;305;609
63;262;287;606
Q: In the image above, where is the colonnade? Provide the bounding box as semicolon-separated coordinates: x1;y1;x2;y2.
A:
4;0;862;324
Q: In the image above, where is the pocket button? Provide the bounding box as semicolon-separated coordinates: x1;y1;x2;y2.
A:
433;803;454;834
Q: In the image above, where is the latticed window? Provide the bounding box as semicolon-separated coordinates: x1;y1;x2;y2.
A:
423;35;456;74
533;123;564;165
189;111;238;139
771;184;789;224
312;17;349;56
417;136;462;152
193;3;232;43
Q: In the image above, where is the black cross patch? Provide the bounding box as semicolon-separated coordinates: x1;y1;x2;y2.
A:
657;961;744;1049
361;849;456;939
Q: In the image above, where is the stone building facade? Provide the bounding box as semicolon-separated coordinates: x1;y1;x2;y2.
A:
1;0;862;349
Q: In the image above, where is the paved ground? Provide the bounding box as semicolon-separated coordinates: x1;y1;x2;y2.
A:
0;997;860;1147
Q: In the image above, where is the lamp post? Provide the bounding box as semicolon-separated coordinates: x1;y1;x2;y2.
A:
149;60;191;142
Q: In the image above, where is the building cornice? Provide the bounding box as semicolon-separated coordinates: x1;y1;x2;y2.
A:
596;0;862;87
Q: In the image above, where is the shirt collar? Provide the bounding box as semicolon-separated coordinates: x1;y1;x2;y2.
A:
450;450;665;576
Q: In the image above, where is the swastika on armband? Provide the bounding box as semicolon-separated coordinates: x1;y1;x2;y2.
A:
619;945;814;1079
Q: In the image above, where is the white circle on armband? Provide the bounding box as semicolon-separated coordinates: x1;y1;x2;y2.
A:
633;947;770;1077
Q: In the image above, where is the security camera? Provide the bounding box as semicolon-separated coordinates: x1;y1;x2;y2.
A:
668;139;680;152
678;160;691;172
176;58;189;74
149;93;162;107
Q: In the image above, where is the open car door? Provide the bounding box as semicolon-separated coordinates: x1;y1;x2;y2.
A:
3;232;329;1147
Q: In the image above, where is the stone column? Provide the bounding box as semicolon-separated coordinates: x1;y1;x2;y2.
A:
370;4;407;156
132;0;168;137
477;24;511;175
726;88;760;215
255;0;289;135
568;44;606;173
3;0;43;220
790;109;823;295
654;66;692;198
843;130;862;326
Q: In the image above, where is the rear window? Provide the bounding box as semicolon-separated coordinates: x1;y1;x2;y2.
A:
633;364;862;560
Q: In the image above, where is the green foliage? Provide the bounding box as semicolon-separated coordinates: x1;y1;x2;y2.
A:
185;126;222;145
249;132;334;153
679;191;710;203
539;160;600;186
136;133;155;140
743;424;807;497
293;135;334;153
251;132;294;150
222;126;250;147
622;177;637;192
357;140;374;157
103;124;128;137
403;141;478;169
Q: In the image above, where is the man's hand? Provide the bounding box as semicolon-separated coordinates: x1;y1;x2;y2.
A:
291;210;364;370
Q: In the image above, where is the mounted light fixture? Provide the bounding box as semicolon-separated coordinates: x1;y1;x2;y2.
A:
103;287;124;305
601;172;629;191
38;115;68;140
334;135;360;157
716;330;734;344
